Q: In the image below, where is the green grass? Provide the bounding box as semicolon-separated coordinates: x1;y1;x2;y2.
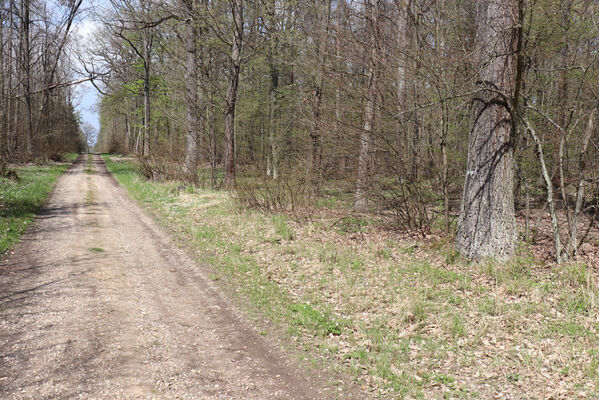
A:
85;189;94;205
103;155;353;383
102;154;599;399
271;214;295;241
60;152;80;163
288;302;342;336
0;164;69;255
85;153;93;174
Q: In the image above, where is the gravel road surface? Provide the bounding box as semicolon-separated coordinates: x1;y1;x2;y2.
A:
0;155;331;399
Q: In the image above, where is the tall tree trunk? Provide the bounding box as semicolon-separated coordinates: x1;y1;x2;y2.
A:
135;126;141;153
21;0;32;157
13;48;19;155
143;63;150;155
570;108;596;257
334;0;345;175
308;0;331;187
223;0;243;188
266;0;279;179
183;15;198;183
441;101;449;233
456;0;520;260
354;0;379;212
409;62;420;180
552;0;572;190
521;115;564;263
396;0;411;176
268;87;278;179
125;113;131;152
6;0;13;156
142;23;152;157
556;0;572;131
1;3;5;154
334;36;343;174
208;99;217;188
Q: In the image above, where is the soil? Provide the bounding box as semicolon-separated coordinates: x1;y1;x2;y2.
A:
0;155;332;399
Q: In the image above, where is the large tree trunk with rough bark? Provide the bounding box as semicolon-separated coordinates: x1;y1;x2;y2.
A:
456;0;520;260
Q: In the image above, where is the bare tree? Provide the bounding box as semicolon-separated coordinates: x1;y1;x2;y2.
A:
104;0;164;157
307;0;332;188
19;0;32;156
223;0;243;188
81;121;97;151
395;0;411;176
354;0;380;212
90;0;599;261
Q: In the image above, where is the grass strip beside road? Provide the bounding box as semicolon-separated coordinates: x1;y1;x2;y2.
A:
61;152;80;163
103;154;599;399
0;164;71;255
103;155;350;391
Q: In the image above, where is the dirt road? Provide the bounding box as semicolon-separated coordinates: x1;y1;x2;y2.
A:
0;155;330;399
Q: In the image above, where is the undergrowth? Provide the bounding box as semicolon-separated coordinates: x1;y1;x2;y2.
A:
103;154;599;399
0;164;69;255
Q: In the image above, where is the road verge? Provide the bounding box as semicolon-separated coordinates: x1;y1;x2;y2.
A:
0;159;76;255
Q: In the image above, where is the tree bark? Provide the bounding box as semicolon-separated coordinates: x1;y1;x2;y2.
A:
555;0;572;131
6;0;13;155
456;0;520;260
1;3;5;153
396;0;411;176
21;0;33;157
183;15;198;183
441;101;450;233
308;0;331;187
208;99;217;188
570;108;596;257
354;0;379;212
267;86;278;179
266;0;279;179
521;114;564;263
223;0;243;188
334;0;346;175
142;28;151;157
125;113;131;152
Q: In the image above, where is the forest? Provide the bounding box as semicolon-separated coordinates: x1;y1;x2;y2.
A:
0;0;597;262
73;0;597;264
1;0;599;398
0;0;87;162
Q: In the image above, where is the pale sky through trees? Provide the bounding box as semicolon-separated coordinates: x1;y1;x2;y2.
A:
73;2;102;141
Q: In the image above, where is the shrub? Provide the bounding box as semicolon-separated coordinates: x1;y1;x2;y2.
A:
137;154;188;182
234;173;312;215
373;179;440;234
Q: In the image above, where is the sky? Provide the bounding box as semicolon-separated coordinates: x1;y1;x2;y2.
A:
72;8;102;143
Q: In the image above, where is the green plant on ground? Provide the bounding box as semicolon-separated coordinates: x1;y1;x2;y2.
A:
85;153;93;174
288;302;342;336
60;152;80;163
0;165;68;255
103;154;599;399
272;214;295;241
